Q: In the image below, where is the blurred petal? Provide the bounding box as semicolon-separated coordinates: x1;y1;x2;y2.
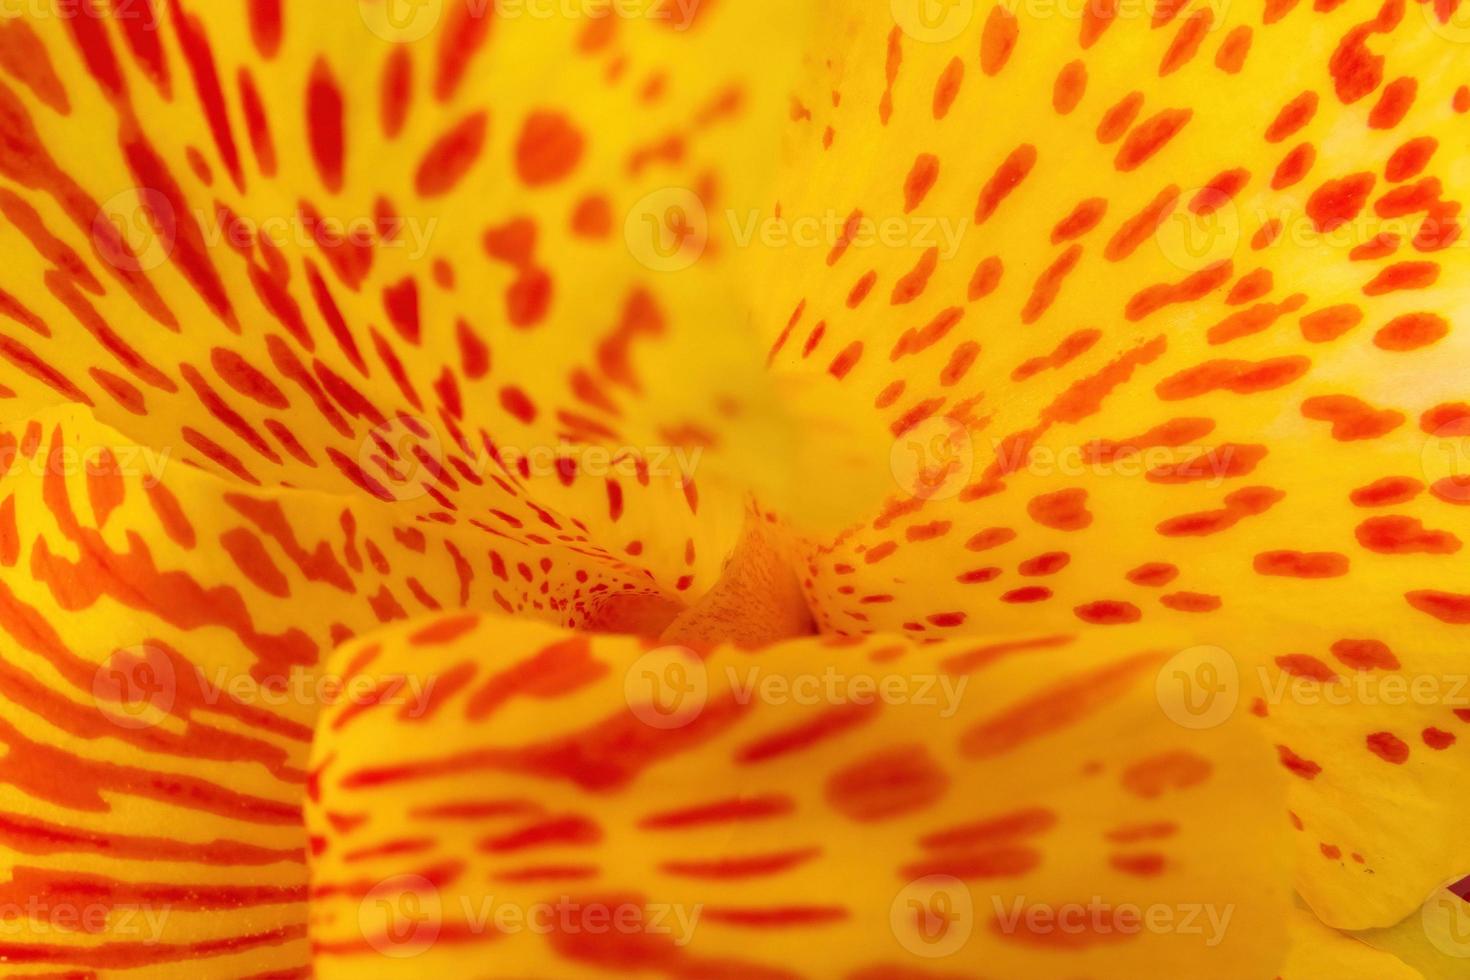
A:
753;0;1470;928
307;615;1290;977
0;404;488;975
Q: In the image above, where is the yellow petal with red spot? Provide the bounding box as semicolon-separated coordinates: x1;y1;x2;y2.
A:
751;0;1470;929
0;404;494;976
0;0;885;640
306;614;1290;978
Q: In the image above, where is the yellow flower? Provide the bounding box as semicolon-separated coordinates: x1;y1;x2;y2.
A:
0;0;1465;975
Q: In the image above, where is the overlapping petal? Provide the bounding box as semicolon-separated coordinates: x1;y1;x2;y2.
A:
752;0;1470;929
306;613;1290;977
0;404;484;975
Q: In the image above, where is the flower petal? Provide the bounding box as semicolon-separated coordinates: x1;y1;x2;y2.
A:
306;615;1289;977
0;0;879;628
1355;882;1470;980
1283;906;1422;979
0;404;490;973
755;0;1470;929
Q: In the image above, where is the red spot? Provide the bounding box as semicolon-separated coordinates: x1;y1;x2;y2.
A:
1096;90;1143;143
1215;25;1251;73
1350;476;1422;507
1375;312;1448;351
1105;186;1180;261
380;47;412;139
980;6;1019;76
1387;134;1436;182
382;277;420;345
1305;172;1375;232
1362;261;1438;296
1355;515;1460;554
1332;639;1399;671
1127;563;1178;587
1423;728;1456;750
1300;304;1363;342
1115;108;1191;171
248;0;282;58
1126;260;1233;321
1075;600;1140;625
516;111;585;186
1275;654;1337;681
1368;76;1415;129
415;111;487;198
500;386;536;423
975;144;1037;224
1265;91;1318;142
1254;551;1349;578
1053;60;1086;114
1028;488;1091;531
826;745;948;822
1407;590;1470;624
1156;356;1308;399
903;153;939;212
933;57;963;119
1300;395;1403;440
307;59;345;193
1365;731;1409;764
